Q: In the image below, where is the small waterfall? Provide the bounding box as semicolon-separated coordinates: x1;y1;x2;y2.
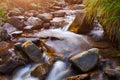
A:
12;64;39;80
46;61;70;80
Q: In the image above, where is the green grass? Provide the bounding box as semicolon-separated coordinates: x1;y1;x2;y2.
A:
84;0;120;49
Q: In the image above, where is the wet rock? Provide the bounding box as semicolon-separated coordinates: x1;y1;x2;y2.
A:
65;0;83;4
70;48;99;72
104;69;120;77
50;18;68;27
69;10;93;34
8;17;24;30
3;23;17;34
22;40;43;62
0;42;26;73
52;11;66;17
31;59;56;79
67;74;89;80
25;17;43;29
0;27;11;41
18;37;40;45
37;13;53;22
11;31;23;37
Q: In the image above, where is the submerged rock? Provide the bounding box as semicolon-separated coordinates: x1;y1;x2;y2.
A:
22;40;43;62
70;48;99;72
33;29;90;58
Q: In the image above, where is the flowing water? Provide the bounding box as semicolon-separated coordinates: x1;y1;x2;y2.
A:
46;61;70;80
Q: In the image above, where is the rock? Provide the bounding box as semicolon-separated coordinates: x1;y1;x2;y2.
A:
90;70;108;80
0;42;26;73
11;31;23;37
25;17;43;29
50;18;68;27
104;69;120;77
70;48;99;72
31;59;56;79
43;23;51;29
18;37;40;45
22;40;43;62
24;10;39;17
0;76;8;80
33;29;90;57
52;11;66;17
0;27;11;41
3;23;17;34
8;8;22;17
65;0;83;4
67;74;89;80
68;10;93;34
37;13;53;22
70;4;84;10
8;17;24;30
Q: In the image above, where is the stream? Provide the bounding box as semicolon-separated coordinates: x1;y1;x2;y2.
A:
0;0;120;80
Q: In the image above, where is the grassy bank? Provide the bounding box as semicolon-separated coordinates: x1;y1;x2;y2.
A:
84;0;120;49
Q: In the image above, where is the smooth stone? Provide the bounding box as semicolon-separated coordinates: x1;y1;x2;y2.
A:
3;23;17;34
70;48;99;72
37;13;53;22
22;40;43;62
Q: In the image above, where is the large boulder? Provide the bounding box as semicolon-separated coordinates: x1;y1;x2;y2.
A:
22;40;43;62
70;48;99;72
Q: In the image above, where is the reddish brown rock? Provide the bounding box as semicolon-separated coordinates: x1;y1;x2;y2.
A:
67;74;89;80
